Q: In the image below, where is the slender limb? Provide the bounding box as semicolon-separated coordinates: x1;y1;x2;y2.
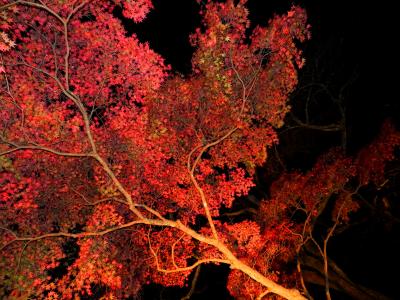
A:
188;127;238;240
0;143;91;158
134;204;167;221
257;290;270;300
91;153;144;218
71;188;128;207
322;198;348;300
181;265;202;300
63;0;91;88
148;235;229;274
0;1;64;23
0;57;25;128
0;226;17;238
185;47;256;240
296;250;313;300
290;113;342;132
186;46;260;241
171;234;186;269
16;240;31;271
221;207;257;218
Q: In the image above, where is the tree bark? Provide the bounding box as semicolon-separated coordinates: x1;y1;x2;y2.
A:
300;244;392;300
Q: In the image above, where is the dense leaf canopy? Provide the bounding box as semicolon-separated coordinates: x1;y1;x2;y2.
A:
0;1;398;299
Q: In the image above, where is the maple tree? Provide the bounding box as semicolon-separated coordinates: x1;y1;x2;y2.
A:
0;0;398;299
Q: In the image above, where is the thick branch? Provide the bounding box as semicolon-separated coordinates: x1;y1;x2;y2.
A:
1;4;309;299
2;217;307;300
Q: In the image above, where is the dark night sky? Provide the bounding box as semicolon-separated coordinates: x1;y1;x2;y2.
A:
116;1;398;299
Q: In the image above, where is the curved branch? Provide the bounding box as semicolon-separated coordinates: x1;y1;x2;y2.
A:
257;290;270;300
171;234;185;269
186;46;257;241
134;204;167;221
148;236;229;274
63;1;91;88
290;113;343;132
91;153;144;218
188;127;238;240
181;265;202;300
221;207;258;218
0;220;146;252
7;61;144;219
1;215;307;300
0;144;90;158
0;226;17;238
71;188;128;207
0;1;64;23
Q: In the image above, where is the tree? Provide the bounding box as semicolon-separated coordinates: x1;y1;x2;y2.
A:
0;1;398;299
256;119;400;300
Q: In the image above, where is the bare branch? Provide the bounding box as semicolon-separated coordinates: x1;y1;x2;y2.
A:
0;1;64;23
188;127;238;240
1;220;146;251
181;265;202;300
221;208;257;218
0;143;91;158
290;113;342;132
149;236;229;274
71;188;128;207
257;290;270;300
171;234;186;269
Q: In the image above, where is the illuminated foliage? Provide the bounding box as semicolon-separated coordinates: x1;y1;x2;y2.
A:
1;1;397;299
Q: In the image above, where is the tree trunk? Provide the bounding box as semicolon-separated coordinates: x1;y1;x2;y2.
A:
300;243;392;300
